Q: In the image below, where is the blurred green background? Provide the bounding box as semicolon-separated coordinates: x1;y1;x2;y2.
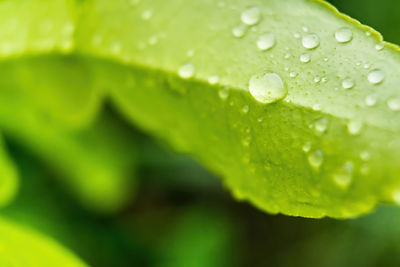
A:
2;0;400;266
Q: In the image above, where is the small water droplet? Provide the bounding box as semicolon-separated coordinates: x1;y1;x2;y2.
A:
321;77;328;83
324;57;329;62
289;72;298;78
186;49;195;57
314;76;321;83
335;27;353;43
141;9;153;20
387;97;400;111
242;105;249;114
218;88;229;100
363;63;370;69
302;33;320;49
284;53;291;59
178;63;195;79
375;43;384;51
241;6;261;26
232;24;247;38
365;94;377;107
312;104;322;111
333;161;354;188
256;33;276;51
314;118;329;135
308;150;324;170
293;32;301;39
249;72;287;104
208;75;220;85
257;117;264;123
302;141;312;153
300;53;311;63
302;26;309;32
347;118;363;135
342;78;355;89
368;69;385;84
365;31;371;37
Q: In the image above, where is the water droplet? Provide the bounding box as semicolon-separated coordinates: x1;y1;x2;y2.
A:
333;161;354;188
314;76;321;83
363;63;370;69
218;88;229;100
249;72;287;104
302;26;309;32
312;104;322;111
308;150;324;170
365;94;377;107
368;69;385;84
324;57;329;62
365;31;371;37
241;6;261;26
375;43;384;51
293;32;301;39
256;33;276;51
302;33;320;49
289;72;298;78
284;53;291;59
257;117;264;123
302;142;312;153
335;27;353;43
232;24;247;38
208;75;220;85
342;78;355;89
178;63;195;79
186;49;195;57
242;105;249;114
141;9;153;20
321;77;328;83
300;53;311;63
347;118;363;135
314;118;329;135
387;97;400;111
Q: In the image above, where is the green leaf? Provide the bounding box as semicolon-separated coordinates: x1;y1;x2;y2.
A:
2;0;400;218
0;216;88;267
0;56;137;212
0;135;18;208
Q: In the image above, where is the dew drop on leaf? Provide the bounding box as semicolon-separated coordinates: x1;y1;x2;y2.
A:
335;27;353;43
333;161;354;188
368;69;385;84
256;33;276;51
314;118;329;135
208;75;220;85
308;150;324;170
347;118;363;135
248;72;287;104
302;33;320;49
232;24;247;38
218;88;229;100
302;141;312;153
300;53;311;63
387;97;400;111
241;6;261;26
342;78;355;89
365;94;377;107
178;63;195;79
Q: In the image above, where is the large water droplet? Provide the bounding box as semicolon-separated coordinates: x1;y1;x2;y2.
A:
368;69;385;85
249;72;287;104
314;118;329;135
387;97;400;111
333;161;354;188
342;78;355;89
302;33;320;49
232;24;247;38
347;118;363;135
256;33;276;51
335;27;353;43
178;63;195;79
241;7;261;26
308;150;324;170
300;53;311;63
